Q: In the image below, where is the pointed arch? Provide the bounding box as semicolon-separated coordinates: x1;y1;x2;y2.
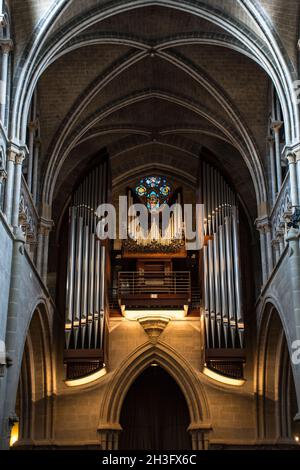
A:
98;341;211;431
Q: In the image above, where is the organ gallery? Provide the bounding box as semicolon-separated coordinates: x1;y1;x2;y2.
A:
0;0;300;455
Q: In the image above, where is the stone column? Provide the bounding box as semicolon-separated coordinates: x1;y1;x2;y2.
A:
271;239;280;265
286;228;300;337
0;164;7;210
11;151;25;232
36;226;44;275
267;135;276;205
32;138;40;205
286;152;299;208
256;221;268;285
0;39;13;124
27;121;37;193
271;121;283;193
36;218;53;284
295;150;300;206
285;227;300;416
98;425;122;450
276;228;285;255
265;223;273;276
3;148;15;225
189;427;211;450
42;227;50;285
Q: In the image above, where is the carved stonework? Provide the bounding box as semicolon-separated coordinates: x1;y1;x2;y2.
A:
138;316;170;343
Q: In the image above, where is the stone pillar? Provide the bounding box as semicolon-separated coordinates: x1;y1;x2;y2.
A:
276;229;285;256
36;219;53;284
11;150;25;232
36;227;44;275
285;227;300;416
265;224;273;276
32;138;40;205
267;135;276;205
0;39;13;124
3;148;15;225
295;150;300;206
189;427;211;450
271;239;280;264
1;234;25;449
0;163;7;210
98;425;122;450
271;121;283;193
256;220;268;285
286;152;299;208
27;121;37;193
285;228;300;339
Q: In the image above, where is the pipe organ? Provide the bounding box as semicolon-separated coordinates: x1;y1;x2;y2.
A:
65;157;110;358
124;189;184;252
200;160;244;351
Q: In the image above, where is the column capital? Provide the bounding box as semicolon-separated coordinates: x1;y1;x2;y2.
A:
282;143;300;159
255;216;271;232
0;39;13;54
28;119;38;131
38;217;54;236
34;138;42;148
271;238;279;247
271;120;283;132
7;143;28;165
0;167;7;183
0;14;7;28
15;151;26;165
286;152;297;165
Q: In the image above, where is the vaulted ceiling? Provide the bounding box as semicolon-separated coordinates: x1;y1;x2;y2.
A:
8;1;300;226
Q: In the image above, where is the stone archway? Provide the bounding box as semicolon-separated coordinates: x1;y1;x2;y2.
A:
13;303;53;447
257;302;300;443
98;341;211;450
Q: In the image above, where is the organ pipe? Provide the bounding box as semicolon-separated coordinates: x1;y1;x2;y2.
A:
201;160;244;349
127;190;184;246
65;158;109;351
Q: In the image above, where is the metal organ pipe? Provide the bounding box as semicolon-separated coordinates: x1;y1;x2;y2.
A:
232;206;244;347
65;158;109;352
201;160;244;350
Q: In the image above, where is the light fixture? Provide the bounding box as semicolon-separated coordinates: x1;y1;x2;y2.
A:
203;366;245;387
123;309;187;321
295;435;300;443
10;422;19;447
65;367;107;387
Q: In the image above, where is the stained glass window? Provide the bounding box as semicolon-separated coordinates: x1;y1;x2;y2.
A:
135;176;172;211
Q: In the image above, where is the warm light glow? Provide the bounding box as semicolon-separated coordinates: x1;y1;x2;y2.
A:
123;309;187;321
203;367;245;387
295;435;300;443
65;367;107;387
10;422;19;447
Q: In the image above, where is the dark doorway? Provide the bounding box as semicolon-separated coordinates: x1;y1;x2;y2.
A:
119;366;191;450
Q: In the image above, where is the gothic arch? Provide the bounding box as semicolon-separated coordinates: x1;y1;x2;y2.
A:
14;302;53;446
45;89;264;206
257;301;300;442
98;341;211;443
11;0;299;146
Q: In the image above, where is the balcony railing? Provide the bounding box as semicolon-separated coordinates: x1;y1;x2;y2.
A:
118;271;191;309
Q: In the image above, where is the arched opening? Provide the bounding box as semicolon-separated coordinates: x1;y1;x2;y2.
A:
119;365;191;450
258;303;300;443
13;305;52;447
